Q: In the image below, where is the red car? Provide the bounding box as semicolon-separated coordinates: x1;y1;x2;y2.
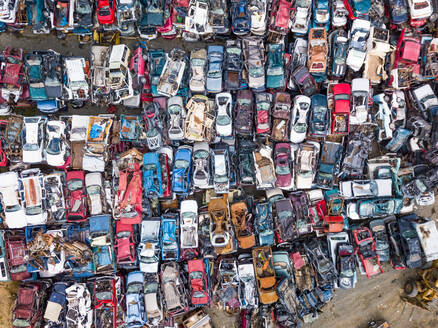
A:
65;171;87;222
12;282;48;328
129;45;152;103
117;163;142;224
114;221;137;269
187;259;209;306
331;83;350;135
353;227;384;278
97;0;116;25
171;0;189;28
269;0;292;36
393;28;421;74
5;231;30;281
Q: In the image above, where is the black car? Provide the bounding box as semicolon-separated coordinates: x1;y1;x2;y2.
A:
385;216;406;270
398;214;423;268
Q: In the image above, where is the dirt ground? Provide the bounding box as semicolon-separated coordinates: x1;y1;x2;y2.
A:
0;30;438;328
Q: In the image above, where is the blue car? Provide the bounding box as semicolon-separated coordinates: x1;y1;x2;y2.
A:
89;215;116;274
231;0;251;36
120;115;144;141
312;0;330;30
310;94;330;137
329;29;348;79
148;49;166;96
266;43;285;90
389;0;408;25
172;145;192;195
126;271;146;328
66;224;94;278
206;45;224;93
161;214;179;261
143;152;163;197
255;202;275;246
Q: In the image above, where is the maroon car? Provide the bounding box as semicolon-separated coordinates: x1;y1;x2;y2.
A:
65;171;87;222
12;281;48;328
234;89;254;136
5;231;30;281
274;143;292;188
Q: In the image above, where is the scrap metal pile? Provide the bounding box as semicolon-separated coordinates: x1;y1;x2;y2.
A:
1;0;438;327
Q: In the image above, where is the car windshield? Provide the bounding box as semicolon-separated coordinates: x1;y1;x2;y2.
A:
117;230;131;238
190;271;203;279
96;291;112;301
26;206;42;216
12;319;30;327
207;70;221;78
249;66;264;78
87;185;101;195
191;58;205;66
99;7;111;16
23;143;39;151
294;122;307;133
194;150;208;159
68;179;83;191
276;165;290;175
46;138;61;155
127;282;143;294
334;94;349;101
217;115;231;126
175;159;189;169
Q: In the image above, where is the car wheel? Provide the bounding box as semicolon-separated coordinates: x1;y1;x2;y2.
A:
404;280;418;297
71;100;84;109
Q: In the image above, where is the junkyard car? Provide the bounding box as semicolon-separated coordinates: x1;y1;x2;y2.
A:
252;246;278;304
188;259;209;306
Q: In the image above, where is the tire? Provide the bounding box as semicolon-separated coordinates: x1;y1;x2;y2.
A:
404;280;418;297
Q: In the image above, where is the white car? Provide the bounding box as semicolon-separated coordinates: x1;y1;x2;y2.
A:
237;254;258;309
180;200;198;249
0;172;26;228
413;218;438;262
22;116;47;164
189;48;207;93
158;49;186;97
0;0;18;23
168;96;186;141
64;57;90;104
331;0;348;27
295;141;320;189
249;0;267;35
339;179;392;199
290;0;312;35
192;142;211;189
105;44;133;104
215;92;233;137
290;95;311;143
411;84;438;116
144;274;163;327
85;172;103;215
212;146;230;194
185;0;213;35
139;219;161;273
350;78;370;125
45;120;67;167
20;169;47;225
407;0;433;21
346;19;371;72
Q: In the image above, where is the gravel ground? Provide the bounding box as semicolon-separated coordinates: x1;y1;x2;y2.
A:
0;30;438;328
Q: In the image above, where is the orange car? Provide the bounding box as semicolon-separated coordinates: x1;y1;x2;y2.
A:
308;28;328;78
230;201;255;249
208;195;235;255
252;246;278;304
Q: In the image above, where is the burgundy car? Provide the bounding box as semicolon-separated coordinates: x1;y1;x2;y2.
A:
5;231;30;281
12;282;48;328
65;171;87;222
274;143;292;188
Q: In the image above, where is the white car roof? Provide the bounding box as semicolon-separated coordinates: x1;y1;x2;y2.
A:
65;58;86;82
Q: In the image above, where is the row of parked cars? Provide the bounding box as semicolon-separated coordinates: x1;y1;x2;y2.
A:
0;0;437;39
